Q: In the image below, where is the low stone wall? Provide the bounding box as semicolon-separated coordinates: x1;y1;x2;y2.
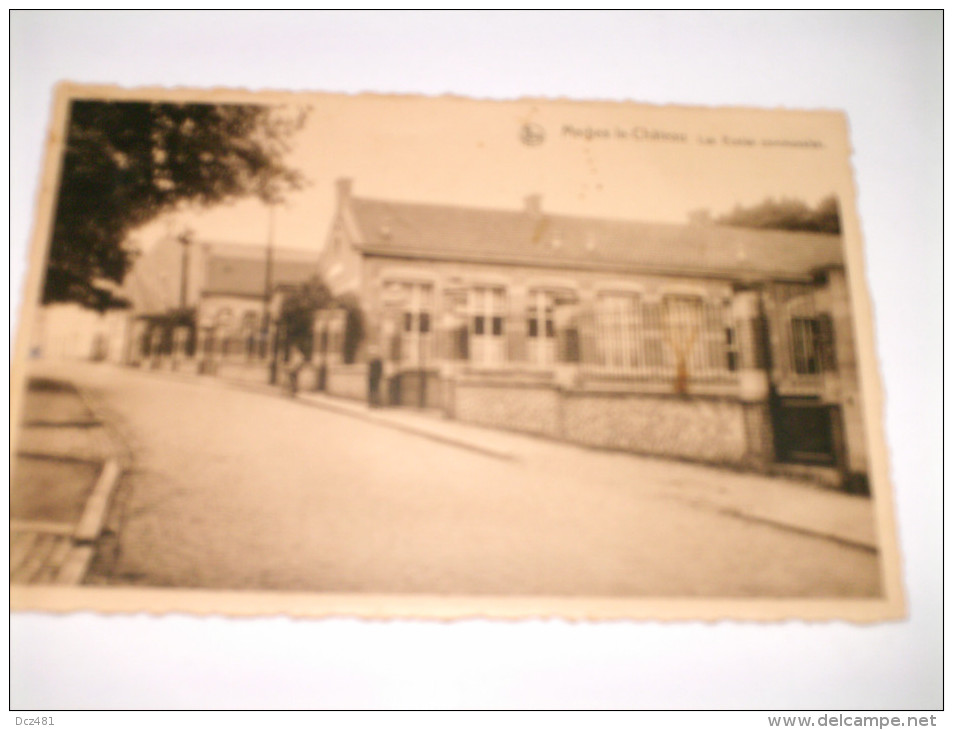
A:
454;381;561;438
563;391;748;465
449;377;750;467
327;363;367;401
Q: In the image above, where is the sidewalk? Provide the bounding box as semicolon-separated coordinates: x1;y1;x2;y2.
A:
217;373;880;553
297;391;518;461
195;361;517;460
18;361;879;578
10;377;123;585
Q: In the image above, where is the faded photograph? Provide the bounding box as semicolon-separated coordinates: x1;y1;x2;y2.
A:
10;87;902;619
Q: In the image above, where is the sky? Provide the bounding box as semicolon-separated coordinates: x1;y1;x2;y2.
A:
130;92;850;256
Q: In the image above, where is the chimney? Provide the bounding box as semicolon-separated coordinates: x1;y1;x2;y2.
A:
336;177;353;208
524;194;542;217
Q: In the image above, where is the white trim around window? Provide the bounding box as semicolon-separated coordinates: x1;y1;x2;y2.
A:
468;284;507;367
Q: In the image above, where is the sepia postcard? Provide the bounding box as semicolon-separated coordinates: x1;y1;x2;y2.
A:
10;84;904;621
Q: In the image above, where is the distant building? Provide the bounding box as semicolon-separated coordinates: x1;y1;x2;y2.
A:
122;236;320;368
314;179;868;491
30;303;130;364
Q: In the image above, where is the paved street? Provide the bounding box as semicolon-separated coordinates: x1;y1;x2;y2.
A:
10;377;117;585
23;360;882;597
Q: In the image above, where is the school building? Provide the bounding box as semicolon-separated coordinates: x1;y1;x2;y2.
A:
311;179;869;492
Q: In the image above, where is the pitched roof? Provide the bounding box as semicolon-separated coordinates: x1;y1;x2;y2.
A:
202;244;320;298
201;241;319;262
348;197;844;281
122;265;170;313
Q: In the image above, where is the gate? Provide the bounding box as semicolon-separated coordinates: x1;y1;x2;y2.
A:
771;395;840;466
390;370;439;409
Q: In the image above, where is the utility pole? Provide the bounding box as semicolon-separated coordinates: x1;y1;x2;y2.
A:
174;228;194;370
259;205;275;357
263;205;277;381
177;228;193;310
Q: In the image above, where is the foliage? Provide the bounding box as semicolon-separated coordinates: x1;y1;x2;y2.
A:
713;195;841;234
339;295;365;365
46;100;307;310
278;276;333;358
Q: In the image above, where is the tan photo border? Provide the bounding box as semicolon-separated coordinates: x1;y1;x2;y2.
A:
10;83;906;622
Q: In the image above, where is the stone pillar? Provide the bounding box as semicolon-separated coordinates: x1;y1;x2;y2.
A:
732;289;774;469
554;302;580;388
575;288;598;369
506;285;528;365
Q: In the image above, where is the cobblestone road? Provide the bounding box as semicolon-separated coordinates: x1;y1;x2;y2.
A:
35;361;882;597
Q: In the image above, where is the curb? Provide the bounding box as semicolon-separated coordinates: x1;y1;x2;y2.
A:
121;364;875;552
62;387;127;585
213;375;518;462
296;394;518;462
73;458;122;543
710;504;878;554
11;381;127;587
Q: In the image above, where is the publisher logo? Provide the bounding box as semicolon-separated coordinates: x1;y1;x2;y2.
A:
519;123;545;147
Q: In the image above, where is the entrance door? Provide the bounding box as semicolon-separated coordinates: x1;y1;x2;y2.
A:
771;396;839;465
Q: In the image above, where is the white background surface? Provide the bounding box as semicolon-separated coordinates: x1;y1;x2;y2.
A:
7;10;943;711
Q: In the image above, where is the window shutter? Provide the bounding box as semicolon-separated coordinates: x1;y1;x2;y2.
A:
492;316;504;337
817;313;837;372
725;327;738;372
642;301;665;369
751;315;771;370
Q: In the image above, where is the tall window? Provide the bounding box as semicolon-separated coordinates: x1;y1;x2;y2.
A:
595;292;642;372
587;292;733;378
663;295;731;378
527;289;557;366
470;285;506;365
641;300;666;372
781;290;835;377
397;282;433;366
663;295;701;373
700;299;731;373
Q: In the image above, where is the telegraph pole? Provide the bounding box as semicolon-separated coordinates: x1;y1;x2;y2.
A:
262;206;275;354
177;228;193;310
264;205;278;382
173;228;194;370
